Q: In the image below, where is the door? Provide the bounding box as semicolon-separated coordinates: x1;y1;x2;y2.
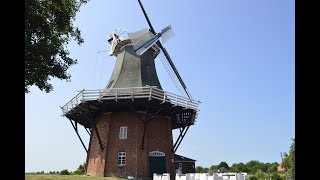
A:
149;151;166;178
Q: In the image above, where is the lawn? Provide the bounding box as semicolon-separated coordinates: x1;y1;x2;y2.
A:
25;174;126;180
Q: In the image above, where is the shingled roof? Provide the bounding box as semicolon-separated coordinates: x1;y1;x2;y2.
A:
174;154;196;162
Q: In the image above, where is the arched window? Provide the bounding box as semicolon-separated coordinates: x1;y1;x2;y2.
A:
149;151;165;157
119;126;127;139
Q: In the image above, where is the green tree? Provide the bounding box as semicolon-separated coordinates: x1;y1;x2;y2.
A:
25;0;89;93
261;162;268;172
60;169;70;175
281;152;290;171
217;161;230;169
267;162;279;173
231;162;248;173
270;173;281;180
251;165;262;174
246;160;261;173
230;163;239;172
210;165;218;170
289;138;295;180
248;175;258;180
282;138;295;180
74;162;86;175
255;169;266;180
195;166;205;173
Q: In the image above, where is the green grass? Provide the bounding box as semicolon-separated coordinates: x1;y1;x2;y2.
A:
25;174;126;180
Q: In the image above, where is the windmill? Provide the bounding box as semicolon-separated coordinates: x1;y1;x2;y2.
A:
136;0;193;100
60;0;200;178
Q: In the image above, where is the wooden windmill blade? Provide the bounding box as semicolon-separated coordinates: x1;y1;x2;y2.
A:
137;0;156;34
137;0;193;100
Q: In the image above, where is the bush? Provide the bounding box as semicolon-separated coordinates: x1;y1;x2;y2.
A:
60;169;70;175
255;169;266;179
249;175;258;180
271;173;281;180
74;162;86;175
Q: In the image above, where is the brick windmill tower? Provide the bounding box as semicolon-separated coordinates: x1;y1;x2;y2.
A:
61;0;200;179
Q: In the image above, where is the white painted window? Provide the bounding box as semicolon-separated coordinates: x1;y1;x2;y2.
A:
119;126;127;139
118;152;126;166
179;163;182;168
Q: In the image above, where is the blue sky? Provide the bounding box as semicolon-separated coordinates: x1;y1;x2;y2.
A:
25;0;294;172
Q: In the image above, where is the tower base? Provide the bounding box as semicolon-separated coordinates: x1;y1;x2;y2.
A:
86;111;175;179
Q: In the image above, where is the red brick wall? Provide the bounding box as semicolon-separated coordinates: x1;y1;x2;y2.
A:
86;111;174;178
105;112;140;178
145;115;175;178
86;113;111;176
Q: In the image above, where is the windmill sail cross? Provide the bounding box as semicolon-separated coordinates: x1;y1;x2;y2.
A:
161;25;175;44
133;25;173;56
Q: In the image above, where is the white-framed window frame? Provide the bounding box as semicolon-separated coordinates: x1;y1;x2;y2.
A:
119;126;127;139
118;152;126;167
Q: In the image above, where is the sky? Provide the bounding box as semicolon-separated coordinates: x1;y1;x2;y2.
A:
25;0;295;173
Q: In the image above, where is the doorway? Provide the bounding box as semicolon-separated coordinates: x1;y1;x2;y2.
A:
149;151;166;178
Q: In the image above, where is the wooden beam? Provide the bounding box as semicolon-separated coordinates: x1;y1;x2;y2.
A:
172;125;190;152
81;110;104;151
69;120;88;153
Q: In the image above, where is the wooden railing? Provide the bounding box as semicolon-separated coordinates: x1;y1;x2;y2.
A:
61;86;200;115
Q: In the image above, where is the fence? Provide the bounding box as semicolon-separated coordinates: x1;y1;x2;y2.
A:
153;173;248;180
61;86;200;115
